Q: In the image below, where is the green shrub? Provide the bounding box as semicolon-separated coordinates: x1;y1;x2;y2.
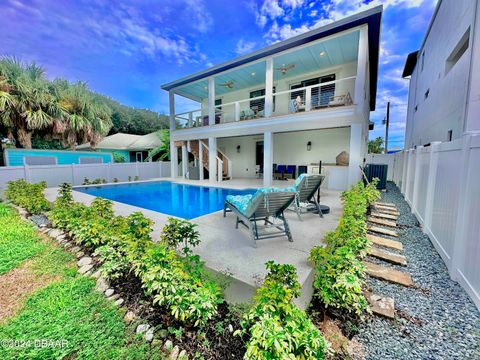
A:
236;261;330;359
49;184;221;326
113;153;126;163
309;180;380;316
5;179;51;214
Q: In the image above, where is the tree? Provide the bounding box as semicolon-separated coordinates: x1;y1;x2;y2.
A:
0;58;65;148
146;130;170;161
51;80;112;150
368;137;385;154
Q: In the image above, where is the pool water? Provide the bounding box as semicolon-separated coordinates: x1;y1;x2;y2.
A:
75;181;255;219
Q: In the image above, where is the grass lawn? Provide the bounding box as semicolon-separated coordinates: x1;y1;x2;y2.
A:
0;203;164;359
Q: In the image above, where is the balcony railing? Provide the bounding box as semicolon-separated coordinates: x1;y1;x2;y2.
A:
173;76;356;130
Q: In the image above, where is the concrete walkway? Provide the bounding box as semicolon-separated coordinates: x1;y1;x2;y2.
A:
45;177;343;308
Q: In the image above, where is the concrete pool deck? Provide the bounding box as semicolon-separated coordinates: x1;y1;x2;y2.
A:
45;177;343;308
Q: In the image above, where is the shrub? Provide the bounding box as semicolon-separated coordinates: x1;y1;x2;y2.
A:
49;184;221;326
113;153;126;163
309;180;380;316
5;179;51;214
236;261;330;359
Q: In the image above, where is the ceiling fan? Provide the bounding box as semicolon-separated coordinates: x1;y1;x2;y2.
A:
219;81;234;88
276;63;295;75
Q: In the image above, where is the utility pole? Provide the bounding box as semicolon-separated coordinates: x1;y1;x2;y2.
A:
384;101;390;154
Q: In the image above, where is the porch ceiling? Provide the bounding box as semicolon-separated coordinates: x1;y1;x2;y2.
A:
174;30;359;101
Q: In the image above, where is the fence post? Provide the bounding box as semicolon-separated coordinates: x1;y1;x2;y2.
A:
403;150;411;200
411;146;423;215
423;142;441;235
401;150;409;194
450;134;472;280
24;164;30;183
71;163;76;185
107;162;112;182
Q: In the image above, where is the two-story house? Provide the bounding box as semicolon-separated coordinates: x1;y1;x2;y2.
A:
161;6;382;191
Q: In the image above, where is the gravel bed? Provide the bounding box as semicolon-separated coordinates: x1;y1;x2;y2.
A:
356;182;480;359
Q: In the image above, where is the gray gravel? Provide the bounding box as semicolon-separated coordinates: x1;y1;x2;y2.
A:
356;182;480;360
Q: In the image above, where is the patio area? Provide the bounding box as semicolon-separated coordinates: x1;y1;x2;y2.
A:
44;177;343;308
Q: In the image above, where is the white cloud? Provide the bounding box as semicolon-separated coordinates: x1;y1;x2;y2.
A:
235;39;256;55
282;0;305;9
184;0;213;33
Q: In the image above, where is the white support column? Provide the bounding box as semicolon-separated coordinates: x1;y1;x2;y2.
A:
411;146;423;215
354;26;368;113
305;87;312;112
423;142;441;235
234;102;240;122
169;91;175;130
170;141;178;178
348;124;362;187
208;137;217;183
264;58;273;117
199;141;204;180
181;144;188;179
263;131;273;187
208;77;215;126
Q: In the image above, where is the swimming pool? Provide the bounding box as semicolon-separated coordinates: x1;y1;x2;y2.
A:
75;181;255;219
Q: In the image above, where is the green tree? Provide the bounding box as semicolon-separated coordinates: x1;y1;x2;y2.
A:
0;58;65;148
50;80;112;150
146;130;170;161
368;137;384;154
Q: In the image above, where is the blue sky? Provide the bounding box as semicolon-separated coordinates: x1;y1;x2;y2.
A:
0;0;437;148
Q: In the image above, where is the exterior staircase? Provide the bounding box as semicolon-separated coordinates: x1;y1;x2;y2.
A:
187;139;232;181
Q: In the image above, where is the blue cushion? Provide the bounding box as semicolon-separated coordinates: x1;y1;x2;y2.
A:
294;173;307;187
226;194;253;214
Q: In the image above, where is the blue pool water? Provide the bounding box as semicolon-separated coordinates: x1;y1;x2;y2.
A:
75;181;255;219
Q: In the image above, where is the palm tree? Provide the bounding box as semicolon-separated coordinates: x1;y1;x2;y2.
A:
51;80;112;150
146;130;170;161
0;58;64;148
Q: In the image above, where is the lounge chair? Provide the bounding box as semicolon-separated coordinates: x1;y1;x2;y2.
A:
223;188;296;247
286;174;325;219
274;164;286;180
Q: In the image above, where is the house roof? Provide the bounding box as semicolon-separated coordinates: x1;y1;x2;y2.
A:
77;132;163;151
161;5;383;111
402;50;419;78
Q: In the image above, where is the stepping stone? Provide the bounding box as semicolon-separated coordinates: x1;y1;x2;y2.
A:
363;261;413;287
78;264;94;274
373;205;399;213
368;216;397;228
368;247;407;266
375;202;396;207
77;256;92;267
366;293;395;319
367;234;403;251
368;225;399;237
375;209;400;217
371;211;398;220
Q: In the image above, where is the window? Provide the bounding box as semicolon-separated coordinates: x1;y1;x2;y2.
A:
447;129;453;142
414;105;418;112
290;74;335;107
424;89;430;99
215;98;222;113
249;87;276;113
445;28;470;74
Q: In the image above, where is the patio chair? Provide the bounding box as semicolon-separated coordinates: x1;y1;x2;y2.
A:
284;165;296;180
274;164;286;180
223;188;296;247
285;174;325;220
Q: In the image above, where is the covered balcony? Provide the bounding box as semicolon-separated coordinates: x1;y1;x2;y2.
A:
168;28;366;131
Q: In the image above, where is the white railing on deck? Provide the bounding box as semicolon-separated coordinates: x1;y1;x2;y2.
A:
173;76;356;129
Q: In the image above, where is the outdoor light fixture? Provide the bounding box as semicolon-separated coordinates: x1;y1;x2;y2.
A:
307;141;312;151
237;145;241;153
319;51;326;56
251;72;256;76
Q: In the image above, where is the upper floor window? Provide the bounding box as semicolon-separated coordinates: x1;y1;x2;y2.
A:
445;28;470;74
290;74;336;107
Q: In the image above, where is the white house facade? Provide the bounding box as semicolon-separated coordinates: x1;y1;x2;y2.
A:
161;6;383;190
402;0;480;148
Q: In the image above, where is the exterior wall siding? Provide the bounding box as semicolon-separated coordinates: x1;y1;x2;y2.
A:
4;149;113;166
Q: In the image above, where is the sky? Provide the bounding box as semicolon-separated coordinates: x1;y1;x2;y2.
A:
0;0;437;148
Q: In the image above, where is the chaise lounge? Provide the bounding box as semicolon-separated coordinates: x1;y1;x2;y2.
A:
223;188;296;247
286;174;325;219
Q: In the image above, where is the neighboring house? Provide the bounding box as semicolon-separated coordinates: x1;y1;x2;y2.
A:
402;0;480;148
77;132;163;162
161;6;382;190
3;148;112;166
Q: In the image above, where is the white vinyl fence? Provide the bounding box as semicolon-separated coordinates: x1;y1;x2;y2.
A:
366;133;480;309
0;161;171;189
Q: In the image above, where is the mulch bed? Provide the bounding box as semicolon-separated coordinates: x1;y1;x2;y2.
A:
112;273;246;359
